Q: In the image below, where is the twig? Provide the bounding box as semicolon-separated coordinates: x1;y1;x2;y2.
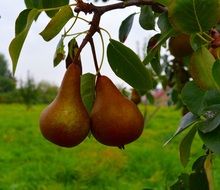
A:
72;0;167;64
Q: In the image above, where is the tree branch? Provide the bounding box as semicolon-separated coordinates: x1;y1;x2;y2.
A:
72;0;167;65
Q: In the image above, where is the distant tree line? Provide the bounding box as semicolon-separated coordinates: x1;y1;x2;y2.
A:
0;53;58;106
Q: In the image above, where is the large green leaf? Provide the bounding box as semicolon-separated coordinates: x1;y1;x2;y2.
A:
107;39;153;91
40;5;73;41
119;13;136;43
139;6;155;30
181;81;206;115
9;9;39;74
179;126;197;167
198;126;220;154
42;0;70;18
212;59;220;88
80;73;96;113
168;0;220;33
189;47;218;90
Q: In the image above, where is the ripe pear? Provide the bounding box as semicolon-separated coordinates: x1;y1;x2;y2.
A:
91;75;144;148
39;63;90;147
169;34;193;58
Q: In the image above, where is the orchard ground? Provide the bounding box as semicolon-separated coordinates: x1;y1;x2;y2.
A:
1;104;220;189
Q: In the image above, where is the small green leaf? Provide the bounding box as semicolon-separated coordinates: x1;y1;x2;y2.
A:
119;13;136;43
9;8;39;74
164;112;199;145
107;39;153;91
150;52;162;75
139;6;155;30
181;81;206;115
157;12;172;33
143;28;175;65
179;126;197;167
199;112;220;133
212;59;220;88
40;5;73;41
42;0;70;18
189;47;218;90
65;38;81;68
80;73;96;113
168;0;220;33
53;37;65;67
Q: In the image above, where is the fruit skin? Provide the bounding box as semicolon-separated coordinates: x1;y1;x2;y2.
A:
91;75;144;147
209;47;220;59
169;34;193;58
39;63;90;147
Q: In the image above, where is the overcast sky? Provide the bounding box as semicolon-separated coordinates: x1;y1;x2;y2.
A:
0;1;155;87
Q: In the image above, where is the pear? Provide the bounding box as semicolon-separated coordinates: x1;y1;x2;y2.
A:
91;75;144;148
169;34;193;58
39;63;90;147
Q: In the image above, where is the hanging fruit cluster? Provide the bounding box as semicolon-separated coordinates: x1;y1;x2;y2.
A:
39;62;144;148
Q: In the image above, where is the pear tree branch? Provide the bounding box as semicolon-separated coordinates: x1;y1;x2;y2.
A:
72;0;167;64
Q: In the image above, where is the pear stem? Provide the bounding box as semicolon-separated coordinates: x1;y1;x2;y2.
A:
89;38;101;76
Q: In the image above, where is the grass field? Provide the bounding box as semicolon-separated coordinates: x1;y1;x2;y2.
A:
0;104;220;190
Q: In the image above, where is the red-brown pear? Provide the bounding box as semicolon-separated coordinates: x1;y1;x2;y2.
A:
91;75;144;148
39;63;90;147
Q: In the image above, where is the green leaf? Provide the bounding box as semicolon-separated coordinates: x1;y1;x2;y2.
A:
24;0;43;9
204;90;220;108
199;112;220;133
181;81;206;115
139;6;155;30
80;73;96;113
42;0;70;18
107;39;153;91
190;33;207;51
15;9;31;35
170;173;190;190
143;28;175;65
154;0;171;6
157;12;172;33
40;5;73;41
53;37;65;67
65;38;81;68
9;8;39;74
164;112;199;145
119;13;136;43
189;172;209;190
179;126;197;167
212;59;220;88
198;125;220;154
150;52;162;75
189;47;219;90
168;0;220;33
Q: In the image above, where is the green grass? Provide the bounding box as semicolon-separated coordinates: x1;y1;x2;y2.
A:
0;104;220;189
